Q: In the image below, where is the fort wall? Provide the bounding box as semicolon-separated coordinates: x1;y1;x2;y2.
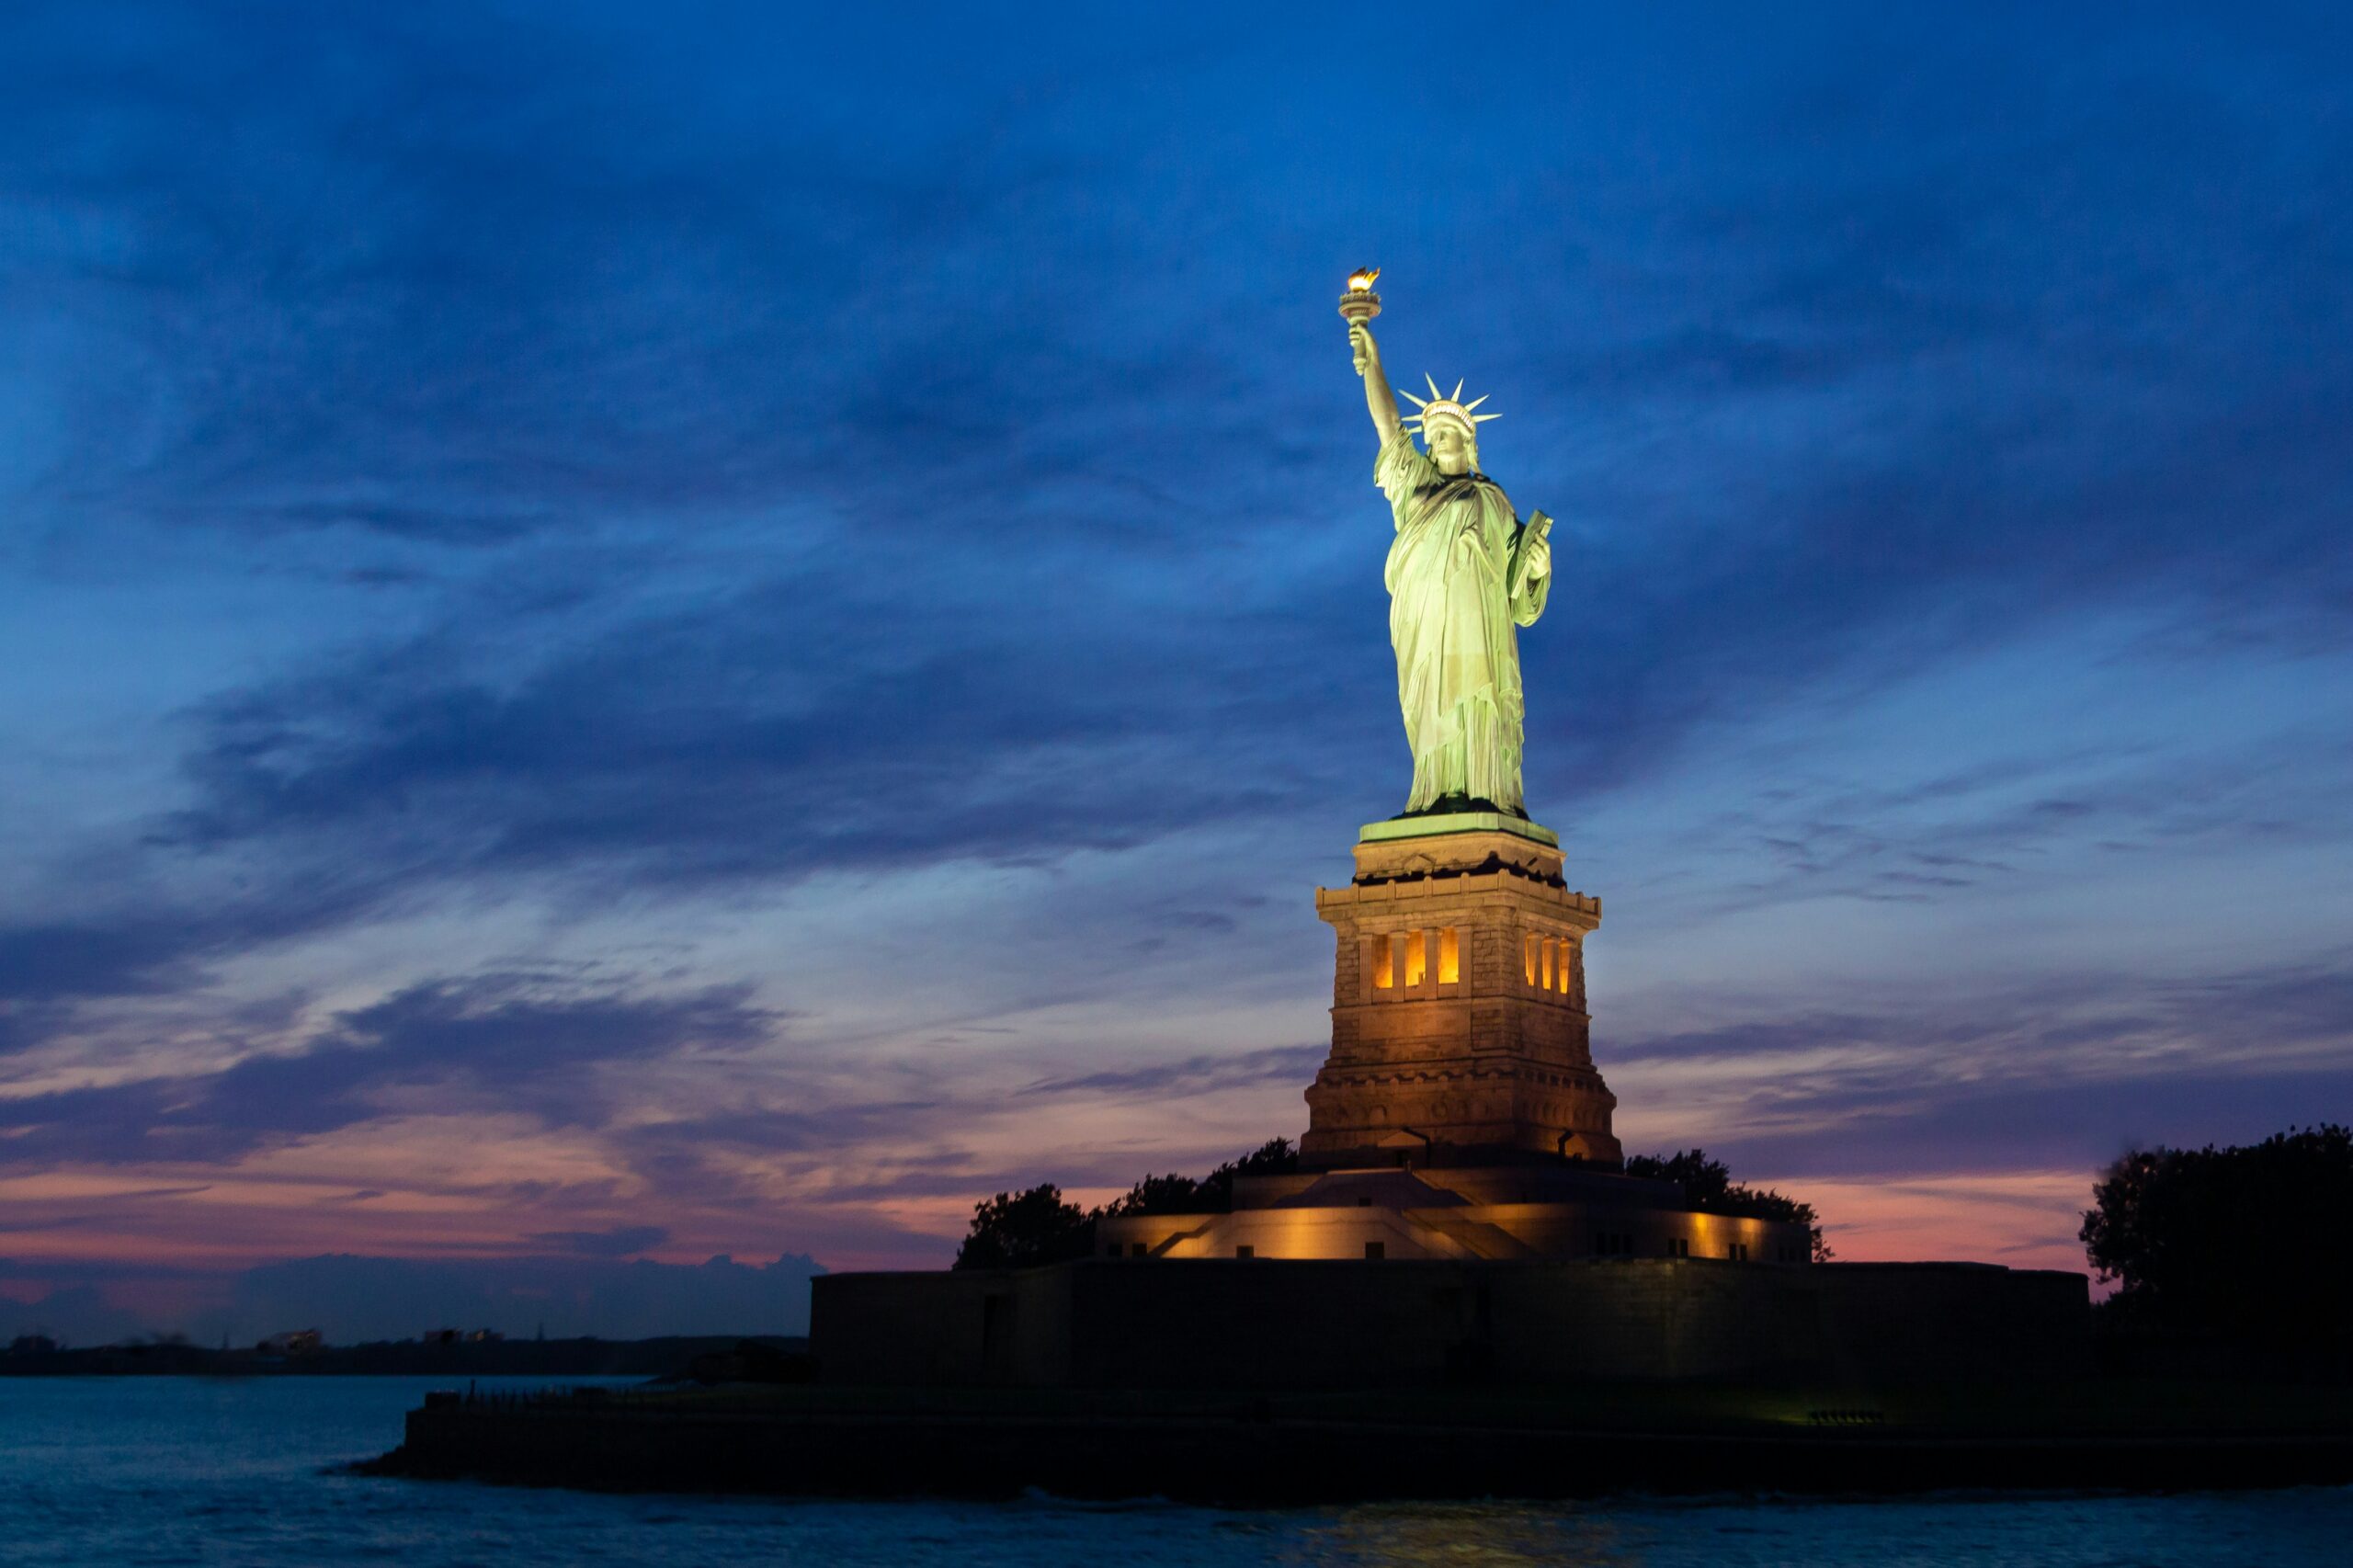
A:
811;1257;2087;1391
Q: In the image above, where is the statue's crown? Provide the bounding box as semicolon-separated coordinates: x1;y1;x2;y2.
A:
1397;374;1499;438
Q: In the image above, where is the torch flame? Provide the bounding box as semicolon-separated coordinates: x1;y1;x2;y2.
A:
1347;267;1380;292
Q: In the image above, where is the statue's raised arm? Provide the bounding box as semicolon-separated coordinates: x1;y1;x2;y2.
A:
1349;323;1404;449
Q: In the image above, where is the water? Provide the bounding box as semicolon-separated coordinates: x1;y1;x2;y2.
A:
0;1377;2345;1565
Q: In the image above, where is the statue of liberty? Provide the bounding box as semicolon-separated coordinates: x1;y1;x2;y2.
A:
1347;312;1552;818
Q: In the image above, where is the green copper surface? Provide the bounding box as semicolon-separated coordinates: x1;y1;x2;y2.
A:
1347;315;1555;816
1358;812;1559;847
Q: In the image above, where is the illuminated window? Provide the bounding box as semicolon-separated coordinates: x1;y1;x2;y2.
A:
1370;935;1394;992
1523;933;1540;985
1555;940;1574;994
1438;927;1460;984
1541;939;1555;992
1404;930;1427;988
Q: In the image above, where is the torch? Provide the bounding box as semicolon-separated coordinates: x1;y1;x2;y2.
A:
1339;267;1381;376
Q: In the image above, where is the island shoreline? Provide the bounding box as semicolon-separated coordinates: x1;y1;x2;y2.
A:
365;1386;2353;1504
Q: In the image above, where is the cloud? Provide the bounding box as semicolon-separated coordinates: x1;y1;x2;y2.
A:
0;889;402;1053
619;1099;950;1159
155;578;1328;892
0;1285;158;1347
0;974;777;1166
0;923;203;1004
1024;1043;1324;1098
526;1224;669;1258
1610;957;2353;1180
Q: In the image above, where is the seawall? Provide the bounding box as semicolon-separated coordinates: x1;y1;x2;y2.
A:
375;1385;2353;1502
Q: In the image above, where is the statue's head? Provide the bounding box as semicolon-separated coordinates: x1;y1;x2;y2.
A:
1423;415;1477;476
1398;375;1497;477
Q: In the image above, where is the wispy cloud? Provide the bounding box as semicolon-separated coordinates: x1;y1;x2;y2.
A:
526;1224;669;1258
1609;956;2353;1180
1024;1044;1324;1098
0;974;777;1165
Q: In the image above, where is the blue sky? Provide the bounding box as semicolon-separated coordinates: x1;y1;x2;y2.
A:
3;2;2350;1339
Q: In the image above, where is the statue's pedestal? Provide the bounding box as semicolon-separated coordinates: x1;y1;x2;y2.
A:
1090;817;1769;1266
1302;816;1619;1171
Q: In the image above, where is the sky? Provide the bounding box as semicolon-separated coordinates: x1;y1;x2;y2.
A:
3;2;2350;1343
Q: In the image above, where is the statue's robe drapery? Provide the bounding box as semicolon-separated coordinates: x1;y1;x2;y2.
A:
1377;428;1550;814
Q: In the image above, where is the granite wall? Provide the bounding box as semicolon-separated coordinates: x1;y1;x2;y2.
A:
811;1257;2088;1390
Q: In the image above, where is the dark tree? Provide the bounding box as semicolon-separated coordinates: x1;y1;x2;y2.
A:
1623;1149;1736;1201
2081;1124;2352;1359
1112;1137;1301;1216
1099;1173;1205;1218
1194;1137;1300;1210
951;1184;1094;1270
955;1140;1302;1267
1097;1139;1304;1219
1625;1147;1833;1261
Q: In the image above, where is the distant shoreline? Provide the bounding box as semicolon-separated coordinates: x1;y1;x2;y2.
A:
0;1335;804;1380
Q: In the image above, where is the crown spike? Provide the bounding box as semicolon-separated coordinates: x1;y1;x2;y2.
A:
1461;393;1489;411
1425;373;1443;401
1472;412;1501;423
1396;387;1428;409
1451;379;1464;401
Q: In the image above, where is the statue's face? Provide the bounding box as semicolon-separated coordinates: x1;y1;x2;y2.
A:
1426;419;1475;475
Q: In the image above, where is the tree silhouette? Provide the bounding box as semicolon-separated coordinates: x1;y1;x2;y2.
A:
1624;1148;1832;1261
953;1141;1302;1268
951;1185;1093;1270
2082;1123;2352;1362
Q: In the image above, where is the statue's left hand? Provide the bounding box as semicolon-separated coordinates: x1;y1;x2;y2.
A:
1520;529;1552;579
1509;520;1552;601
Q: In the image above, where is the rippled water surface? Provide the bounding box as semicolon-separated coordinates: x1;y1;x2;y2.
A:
0;1377;2345;1566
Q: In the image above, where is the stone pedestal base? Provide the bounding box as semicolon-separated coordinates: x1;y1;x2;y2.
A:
1303;819;1620;1170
